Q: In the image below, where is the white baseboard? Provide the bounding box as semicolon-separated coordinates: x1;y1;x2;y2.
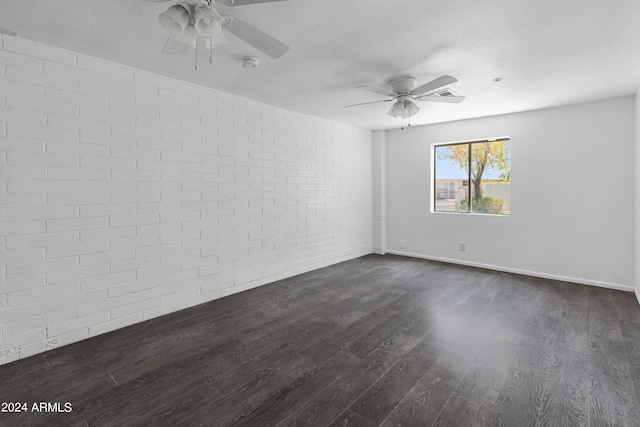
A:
635;288;640;306
385;249;636;293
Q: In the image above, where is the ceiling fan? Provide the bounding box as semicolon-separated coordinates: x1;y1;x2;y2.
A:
151;0;289;65
346;75;465;120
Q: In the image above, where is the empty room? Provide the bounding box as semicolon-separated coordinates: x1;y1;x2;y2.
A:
1;0;640;426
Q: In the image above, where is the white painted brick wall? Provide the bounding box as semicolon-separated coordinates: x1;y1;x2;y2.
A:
0;34;373;365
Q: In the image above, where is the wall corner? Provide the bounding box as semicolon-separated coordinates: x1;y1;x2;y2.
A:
372;129;387;255
635;89;640;302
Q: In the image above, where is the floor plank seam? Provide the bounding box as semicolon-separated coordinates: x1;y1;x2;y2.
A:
619;319;640;410
352;343;427;425
428;363;473;427
348;408;377;426
108;372;118;385
325;408;351;426
272;366;346;427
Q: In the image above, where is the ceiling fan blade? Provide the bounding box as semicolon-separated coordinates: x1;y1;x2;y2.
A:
410;75;458;96
414;95;465;103
356;85;394;97
162;35;191;55
344;99;393;108
219;0;289;5
222;15;289;59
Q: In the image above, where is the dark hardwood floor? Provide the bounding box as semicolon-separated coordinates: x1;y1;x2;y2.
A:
1;254;639;426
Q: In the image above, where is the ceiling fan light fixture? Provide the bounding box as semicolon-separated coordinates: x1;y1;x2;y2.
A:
194;5;227;44
159;3;192;37
388;100;405;118
352;75;461;123
404;99;420;117
156;0;291;63
386;99;420;119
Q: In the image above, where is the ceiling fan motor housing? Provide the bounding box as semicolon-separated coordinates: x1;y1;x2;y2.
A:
389;77;417;95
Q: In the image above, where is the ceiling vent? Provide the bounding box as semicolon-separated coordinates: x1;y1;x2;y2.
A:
433;89;458;97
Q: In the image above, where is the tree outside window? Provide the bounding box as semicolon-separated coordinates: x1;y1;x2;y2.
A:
433;138;511;215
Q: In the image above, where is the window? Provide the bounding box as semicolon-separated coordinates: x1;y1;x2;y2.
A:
433;138;511;215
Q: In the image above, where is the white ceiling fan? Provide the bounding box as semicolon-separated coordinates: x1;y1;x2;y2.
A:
346;75;465;120
150;0;289;63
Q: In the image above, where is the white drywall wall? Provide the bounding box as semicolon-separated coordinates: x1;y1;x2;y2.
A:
636;90;640;303
385;97;635;291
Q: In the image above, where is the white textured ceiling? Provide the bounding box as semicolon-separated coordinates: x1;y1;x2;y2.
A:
1;0;639;130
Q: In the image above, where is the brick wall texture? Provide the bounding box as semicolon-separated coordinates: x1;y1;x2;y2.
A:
0;35;373;364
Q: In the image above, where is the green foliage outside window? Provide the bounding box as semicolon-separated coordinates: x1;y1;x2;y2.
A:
459;197;504;214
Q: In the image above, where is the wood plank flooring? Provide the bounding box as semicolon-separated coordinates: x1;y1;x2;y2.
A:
1;254;639;426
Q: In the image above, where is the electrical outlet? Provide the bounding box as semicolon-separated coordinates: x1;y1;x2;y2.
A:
459;242;466;252
400;240;405;249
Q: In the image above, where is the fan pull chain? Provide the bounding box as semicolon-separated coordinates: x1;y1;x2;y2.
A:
210;42;214;63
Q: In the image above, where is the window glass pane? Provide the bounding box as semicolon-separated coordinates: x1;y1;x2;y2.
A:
434;143;469;212
469;140;510;214
433;139;510;215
